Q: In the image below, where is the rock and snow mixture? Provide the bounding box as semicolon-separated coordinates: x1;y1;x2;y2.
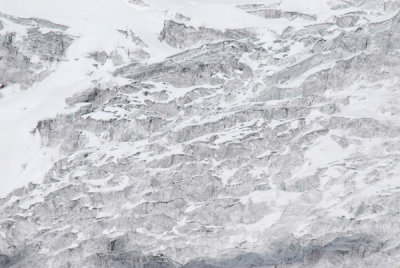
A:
1;0;400;267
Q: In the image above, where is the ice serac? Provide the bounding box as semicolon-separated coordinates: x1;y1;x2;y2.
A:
1;0;400;267
0;12;72;92
158;20;255;49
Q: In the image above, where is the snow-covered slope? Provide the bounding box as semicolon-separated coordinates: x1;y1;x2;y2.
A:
1;0;400;267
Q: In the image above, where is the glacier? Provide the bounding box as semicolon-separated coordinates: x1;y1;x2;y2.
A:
1;0;400;267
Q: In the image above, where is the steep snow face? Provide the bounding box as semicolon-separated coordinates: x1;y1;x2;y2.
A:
0;0;175;197
0;0;268;197
0;12;74;197
1;0;400;267
0;0;333;207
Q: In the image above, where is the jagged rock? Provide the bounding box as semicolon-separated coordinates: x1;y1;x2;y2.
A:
0;13;72;89
237;5;316;21
115;40;255;87
335;13;361;28
384;0;400;11
128;0;149;8
159;20;255;49
83;252;178;268
175;13;190;22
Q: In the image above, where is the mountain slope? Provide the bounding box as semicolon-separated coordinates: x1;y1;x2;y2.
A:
1;0;400;267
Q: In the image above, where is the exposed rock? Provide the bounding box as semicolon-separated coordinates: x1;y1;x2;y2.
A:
0;13;72;89
159;20;255;49
237;5;316;21
1;1;400;267
115;40;256;87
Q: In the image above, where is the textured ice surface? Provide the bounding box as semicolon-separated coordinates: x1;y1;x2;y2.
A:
1;0;400;267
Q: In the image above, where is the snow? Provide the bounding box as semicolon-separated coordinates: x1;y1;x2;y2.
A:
279;0;331;15
296;134;354;178
240;189;300;206
0;0;384;204
184;203;203;213
218;167;238;185
82;111;117;121
0;37;94;197
0;0;176;197
0;0;399;265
